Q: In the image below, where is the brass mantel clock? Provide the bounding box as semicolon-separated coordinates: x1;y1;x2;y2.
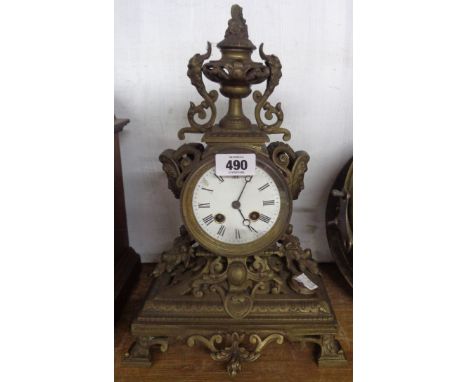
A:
124;5;346;376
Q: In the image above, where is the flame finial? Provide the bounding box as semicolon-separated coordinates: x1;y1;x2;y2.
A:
217;5;256;50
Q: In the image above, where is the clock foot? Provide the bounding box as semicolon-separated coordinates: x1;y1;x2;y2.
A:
122;336;169;367
317;334;347;367
290;334;347;367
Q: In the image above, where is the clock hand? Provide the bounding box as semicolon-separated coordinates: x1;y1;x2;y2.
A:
238;209;257;232
236;176;252;202
232;179;254;229
237;208;248;223
247;224;258;233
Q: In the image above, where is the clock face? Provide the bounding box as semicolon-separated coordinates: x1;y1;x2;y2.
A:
181;153;292;256
192;166;281;244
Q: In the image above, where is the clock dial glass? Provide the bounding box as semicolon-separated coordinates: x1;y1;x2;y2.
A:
192;166;281;244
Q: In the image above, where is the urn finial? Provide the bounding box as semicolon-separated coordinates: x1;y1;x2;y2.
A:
180;4;291;141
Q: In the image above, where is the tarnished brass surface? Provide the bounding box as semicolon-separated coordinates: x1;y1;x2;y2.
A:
124;222;345;373
125;4;346;376
177;4;290;141
123;336;168;367
159;143;205;198
268;142;310;200
145;224;322;318
178;44;218;139
188;332;284;376
253;44;291;140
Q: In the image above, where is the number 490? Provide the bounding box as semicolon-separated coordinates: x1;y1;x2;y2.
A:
226;159;248;171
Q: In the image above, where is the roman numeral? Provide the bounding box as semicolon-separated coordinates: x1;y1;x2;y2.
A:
259;214;271;223
214;174;224;183
198;203;210;208
201;187;213;192
263;200;275;206
258;183;270;191
235;228;241;239
202;214;214;225
217;225;226;236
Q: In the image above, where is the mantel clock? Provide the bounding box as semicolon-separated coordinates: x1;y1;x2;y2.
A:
124;5;346;376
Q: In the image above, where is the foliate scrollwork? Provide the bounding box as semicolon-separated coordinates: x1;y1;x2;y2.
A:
186;333;223;352
253;44;291;141
249;333;284;354
202;60;268;86
246;255;283;295
152;226;195;278
178;43;218;140
190;256;228;298
159;143;204;198
268;142;310;199
261;224;322;296
182;255;285;319
187;332;284;376
279;225;319;277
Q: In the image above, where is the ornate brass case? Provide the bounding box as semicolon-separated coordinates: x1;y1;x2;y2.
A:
124;5;346;376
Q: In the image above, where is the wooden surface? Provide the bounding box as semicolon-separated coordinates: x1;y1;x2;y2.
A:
115;263;353;382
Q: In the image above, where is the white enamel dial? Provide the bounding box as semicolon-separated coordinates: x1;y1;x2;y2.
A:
192;166;281;244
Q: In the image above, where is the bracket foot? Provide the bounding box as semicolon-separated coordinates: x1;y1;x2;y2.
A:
122;336;169;367
318;334;347;367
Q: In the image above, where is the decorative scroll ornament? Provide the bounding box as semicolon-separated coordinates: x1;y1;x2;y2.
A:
187;332;284;376
159;143;204;198
178;43;218;139
181;255;284;319
267;142;310;199
253;44;291;141
278;225;320;282
152;226;195;278
258;224;321;296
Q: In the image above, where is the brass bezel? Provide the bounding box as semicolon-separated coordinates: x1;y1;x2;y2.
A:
180;148;292;256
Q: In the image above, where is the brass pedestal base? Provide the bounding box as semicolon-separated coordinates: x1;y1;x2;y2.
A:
123;226;346;376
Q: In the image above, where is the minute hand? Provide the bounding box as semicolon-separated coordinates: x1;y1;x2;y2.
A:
236;176;252;202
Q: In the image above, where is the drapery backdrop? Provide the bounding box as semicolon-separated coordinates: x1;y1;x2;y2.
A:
114;0;352;262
